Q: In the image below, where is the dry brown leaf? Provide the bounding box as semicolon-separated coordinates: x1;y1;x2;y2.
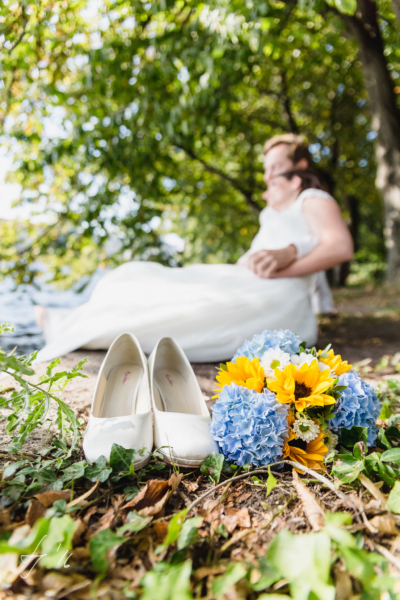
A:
198;499;222;524
358;473;388;509
96;507;116;532
181;479;199;493
0;507;11;530
223;507;251;533
112;557;146;586
369;515;399;536
292;470;325;531
195;566;226;580
83;506;98;525
72;518;87;545
153;521;169;542
41;571;74;594
67;480;99;508
333;563;353;600
34;490;71;508
236;492;252;504
26;500;46;526
123;473;182;516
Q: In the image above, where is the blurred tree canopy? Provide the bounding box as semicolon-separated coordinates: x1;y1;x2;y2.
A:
1;0;399;287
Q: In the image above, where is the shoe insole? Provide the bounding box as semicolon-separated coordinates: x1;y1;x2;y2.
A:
154;368;193;414
99;363;143;418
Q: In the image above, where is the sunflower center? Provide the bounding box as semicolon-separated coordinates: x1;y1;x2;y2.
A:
294;382;312;400
289;438;307;451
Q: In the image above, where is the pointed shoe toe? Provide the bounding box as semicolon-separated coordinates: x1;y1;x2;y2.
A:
83;333;152;468
148;337;219;467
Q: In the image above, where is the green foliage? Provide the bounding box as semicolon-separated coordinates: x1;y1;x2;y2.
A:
89;528;126;573
177;516;203;550
0;324;86;456
212;563;247;597
200;452;224;484
1;0;395;286
139;560;194;600
387;481;400;514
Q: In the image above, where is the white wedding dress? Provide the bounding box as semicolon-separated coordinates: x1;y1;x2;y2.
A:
36;189;332;363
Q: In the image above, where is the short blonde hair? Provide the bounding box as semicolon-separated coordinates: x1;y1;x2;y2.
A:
263;133;311;165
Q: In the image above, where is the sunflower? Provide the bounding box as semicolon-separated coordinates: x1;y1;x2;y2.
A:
213;356;265;398
266;361;336;412
282;412;328;471
318;348;352;376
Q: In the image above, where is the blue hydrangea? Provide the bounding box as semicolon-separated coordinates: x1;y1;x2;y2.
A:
328;370;381;445
232;329;301;362
210;383;289;467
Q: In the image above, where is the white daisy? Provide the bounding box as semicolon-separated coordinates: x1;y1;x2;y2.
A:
260;347;291;379
323;429;339;453
291;352;330;373
292;416;320;443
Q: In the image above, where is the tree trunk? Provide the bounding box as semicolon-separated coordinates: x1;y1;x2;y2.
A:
345;0;400;281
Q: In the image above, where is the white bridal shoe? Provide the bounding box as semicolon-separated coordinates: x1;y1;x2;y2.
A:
83;333;152;468
148;337;219;466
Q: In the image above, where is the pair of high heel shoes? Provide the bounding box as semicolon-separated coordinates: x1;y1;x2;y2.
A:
83;333;218;468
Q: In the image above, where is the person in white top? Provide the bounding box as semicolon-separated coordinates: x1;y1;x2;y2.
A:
34;136;353;363
241;135;353;314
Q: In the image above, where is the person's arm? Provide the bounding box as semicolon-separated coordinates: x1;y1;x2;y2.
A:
271;196;353;278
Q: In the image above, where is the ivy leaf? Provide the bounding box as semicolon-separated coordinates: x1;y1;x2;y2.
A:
40;515;76;568
140;560;193;600
117;511;153;535
212;563;247;597
2;460;28;480
84;456;112;483
177;516;203;550
155;509;188;554
387;481;400;514
89;528;125;573
340;426;368;449
110;443;136;474
381;448;400;464
61;460;87;482
200;453;224;484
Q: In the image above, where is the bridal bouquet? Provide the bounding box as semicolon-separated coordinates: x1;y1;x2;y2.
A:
210;330;381;470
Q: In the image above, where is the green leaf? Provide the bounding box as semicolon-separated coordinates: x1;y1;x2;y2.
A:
334;0;357;15
2;460;28;480
61;461;87;482
216;523;228;538
117;511;153;535
212;563;247;597
0;518;50;555
266;468;277;497
340;426;368;449
89;528;125;573
84;456;112;482
110;443;136;473
250;557;281;591
177;516;203;550
200;453;224;484
156;509;188;553
387;481;400;514
381;448;400;464
267;530;335;600
40;515;76;568
140;559;193;600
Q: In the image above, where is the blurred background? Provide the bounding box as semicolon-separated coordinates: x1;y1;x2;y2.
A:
1;0;400;358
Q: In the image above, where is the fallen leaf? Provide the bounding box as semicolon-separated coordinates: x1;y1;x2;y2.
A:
72;518;87;545
34;490;71;508
369;515;398;536
26;501;46;526
122;472;182;516
235;492;252;504
358;473;388;509
96;507;116;532
0;508;11;530
153;521;169;542
223;507;251;533
181;479;199;493
83;506;98;525
292;470;325;531
334;563;353;600
67;480;99;508
41;572;73;594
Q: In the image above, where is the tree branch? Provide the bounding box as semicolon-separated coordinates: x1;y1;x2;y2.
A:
280;70;299;134
174;143;262;213
391;0;400;26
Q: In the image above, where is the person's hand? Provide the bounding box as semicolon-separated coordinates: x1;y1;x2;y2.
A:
245;245;297;279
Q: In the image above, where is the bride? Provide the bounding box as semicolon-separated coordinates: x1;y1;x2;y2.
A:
35;136;353;363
